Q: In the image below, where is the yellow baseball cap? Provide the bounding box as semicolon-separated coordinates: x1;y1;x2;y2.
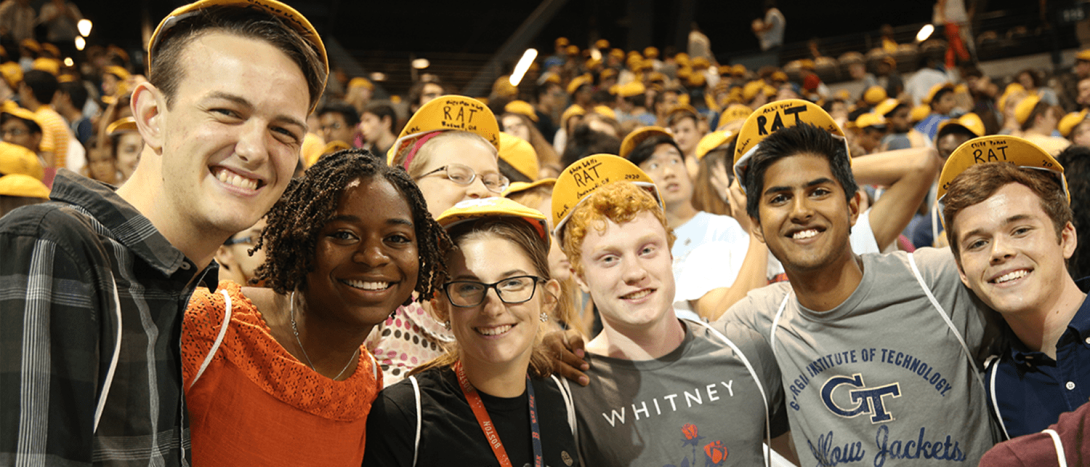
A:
555;37;569;47
1014;94;1042;126
146;0;327;110
997;83;1027;114
923;82;955;105
437;197;550;247
874;98;902;117
0;173;49;199
863;86;887;105
666;104;699;123
616;81;646;98
599;68;618;81
910;105;931;122
106;117;138;136
348;77;373;90
551;154;661;241
560;104;586;128
718;104;753;128
567;74;593;95
0;62;22;88
502;178;556;198
1058;109;1088;137
504;100;538;122
695;130;738;160
619;126;673;160
1078;49;1090;61
387;95;499;167
0;141;43;179
31;58;59;76
609;48;625;60
938;135;1068;207
770;70;788;82
2;104;43;131
742;80;765;102
592;105;616;120
854;112;887;130
936;113;985;140
644;47;659;58
732;64;747;77
498;132;539;181
733;99;847;193
692;57;710;70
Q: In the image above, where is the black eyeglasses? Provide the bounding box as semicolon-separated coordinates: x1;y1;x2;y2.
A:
443;275;544;308
416;163;510;193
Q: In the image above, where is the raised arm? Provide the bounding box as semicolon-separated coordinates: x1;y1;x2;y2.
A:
851;146;942;250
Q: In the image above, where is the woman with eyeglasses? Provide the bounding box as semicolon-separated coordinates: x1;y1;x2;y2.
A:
369;95;513;386
362;197;578;467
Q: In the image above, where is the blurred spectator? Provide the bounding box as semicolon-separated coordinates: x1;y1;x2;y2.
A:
0;0;34;43
316;101;360;147
358;102;397;157
752;0;785;54
38;0;82;47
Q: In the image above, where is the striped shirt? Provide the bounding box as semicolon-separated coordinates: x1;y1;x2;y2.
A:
33;104;72;169
0;170;217;465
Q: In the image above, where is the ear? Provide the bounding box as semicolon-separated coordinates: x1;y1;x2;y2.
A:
428;295;450;322
542;279;561;314
847;190;862;227
131;81;165;153
213;245;235;271
750;214;766;243
1061;221;1078;260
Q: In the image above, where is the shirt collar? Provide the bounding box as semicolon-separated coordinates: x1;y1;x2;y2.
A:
1004;285;1090;365
49;170;190;278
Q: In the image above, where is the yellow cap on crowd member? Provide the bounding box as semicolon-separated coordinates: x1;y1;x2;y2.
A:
997;83;1026;114
732;64;747;77
566;44;579;56
874;98;902;116
854;112;887;130
609;48;625;60
695;130;739;160
936;113;986;140
1013;94;1042;126
0;62;22;88
0;141;43;180
0;173;49;199
20;39;39;53
863;86;887;106
348;77;373;90
742;80;765;102
504;100;538;122
551;154;661;241
1077;49;1090;61
387;95;499;167
692;57;710;71
41;43;60;58
502;178;556;199
675;52;690;67
106;117;138;136
146;0;328;111
31;58;60;76
734;99;847;192
923;82;955;105
938;135;1068;208
910;105;931;122
2;104;43;133
770;70;788;82
301;131;325;167
555;37;569;48
688;72;706;88
666;104;699;123
560;105;585;129
595;39;610;50
619;126;673;160
498;132;539;181
718;104;753;128
437;197;550;247
599;68;617;81
592;105;616;120
1058;109;1088;137
644;47;659;59
567;74;592;95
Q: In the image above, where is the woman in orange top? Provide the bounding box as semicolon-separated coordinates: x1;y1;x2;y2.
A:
182;149;449;466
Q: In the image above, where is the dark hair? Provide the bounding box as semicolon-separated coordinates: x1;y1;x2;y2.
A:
254;149;450;300
148;5;326;112
929;88;954;110
317;101;360;126
943;162;1072;262
59;81;88;109
1055;146;1089;280
408;80;443;110
22;70;58;105
744;123;858;219
1018;68;1042;88
628;134;681;167
497;157;533;184
1020;101;1052;132
561;124;621;168
363;102;397;134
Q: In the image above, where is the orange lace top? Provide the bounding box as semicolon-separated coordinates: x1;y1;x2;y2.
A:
182;281;381;466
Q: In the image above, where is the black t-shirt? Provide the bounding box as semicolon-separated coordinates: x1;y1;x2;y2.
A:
363;366;579;467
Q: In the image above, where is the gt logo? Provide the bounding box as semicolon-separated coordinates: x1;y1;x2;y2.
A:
820;374;901;424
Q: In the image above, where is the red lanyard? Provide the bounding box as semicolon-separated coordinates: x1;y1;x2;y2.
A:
453;362;543;467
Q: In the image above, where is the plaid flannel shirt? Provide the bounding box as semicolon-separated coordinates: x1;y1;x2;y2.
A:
0;170;217;465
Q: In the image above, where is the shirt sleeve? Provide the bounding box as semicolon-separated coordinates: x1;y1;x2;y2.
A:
0;209;115;464
362;382;419;467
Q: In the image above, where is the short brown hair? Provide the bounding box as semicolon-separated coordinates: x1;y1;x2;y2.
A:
943;162;1071;261
560;181;675;275
148;6;326;112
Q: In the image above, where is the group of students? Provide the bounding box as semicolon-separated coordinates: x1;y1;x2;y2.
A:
1;0;1088;466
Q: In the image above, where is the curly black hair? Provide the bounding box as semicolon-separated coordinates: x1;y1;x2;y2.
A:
253;148;451;302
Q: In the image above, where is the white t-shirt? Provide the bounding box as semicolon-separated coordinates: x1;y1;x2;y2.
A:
760;8;786;51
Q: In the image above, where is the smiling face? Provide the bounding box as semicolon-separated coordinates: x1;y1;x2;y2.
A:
754;153;859;273
952;183;1076;317
574;211;675;333
153;32;309;240
442;234;555;371
639;143;693;212
305;177;420;327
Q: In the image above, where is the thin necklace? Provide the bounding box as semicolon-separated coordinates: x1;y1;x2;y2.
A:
290;290;359;380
